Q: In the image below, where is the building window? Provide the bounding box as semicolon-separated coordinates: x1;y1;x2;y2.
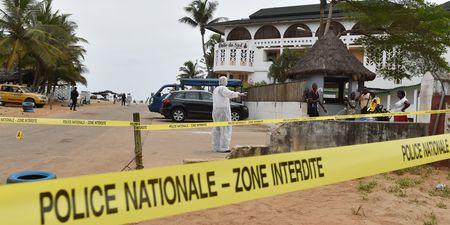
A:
230;49;237;66
227;27;252;41
283;23;313;38
323;77;347;104
249;50;255;66
220;49;226;66
315;21;346;37
254;25;281;40
240;50;248;66
264;49;280;62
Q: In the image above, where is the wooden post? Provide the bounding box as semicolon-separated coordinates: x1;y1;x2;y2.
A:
133;113;144;169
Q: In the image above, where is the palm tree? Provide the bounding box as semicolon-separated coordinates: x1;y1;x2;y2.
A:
178;60;203;80
202;33;223;78
269;49;304;83
0;0;65;84
33;0;88;92
179;0;226;75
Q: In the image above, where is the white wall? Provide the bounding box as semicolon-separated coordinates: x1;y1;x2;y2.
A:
245;101;307;120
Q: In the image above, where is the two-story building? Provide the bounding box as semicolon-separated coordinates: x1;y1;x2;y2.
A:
207;2;450;90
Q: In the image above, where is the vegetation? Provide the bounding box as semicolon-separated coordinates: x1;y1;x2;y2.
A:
202;33;223;78
179;0;226;77
341;0;450;81
396;177;422;189
423;212;438;225
177;60;203;80
436;202;447;209
268;48;304;83
0;0;87;92
429;186;450;198
358;180;377;193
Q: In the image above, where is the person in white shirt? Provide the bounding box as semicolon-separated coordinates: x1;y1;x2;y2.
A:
393;90;410;122
212;76;246;153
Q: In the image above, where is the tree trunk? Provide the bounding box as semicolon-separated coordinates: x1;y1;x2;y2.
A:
318;1;325;37
324;1;335;35
18;57;22;85
200;27;212;78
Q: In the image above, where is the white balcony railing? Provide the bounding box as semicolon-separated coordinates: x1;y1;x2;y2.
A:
213;35;364;73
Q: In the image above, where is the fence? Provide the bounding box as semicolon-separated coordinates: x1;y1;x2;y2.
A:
245;81;306;102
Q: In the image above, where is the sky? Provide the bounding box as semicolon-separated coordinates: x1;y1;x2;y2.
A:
52;0;449;100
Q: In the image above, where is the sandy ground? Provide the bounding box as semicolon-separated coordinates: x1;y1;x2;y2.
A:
145;167;450;225
0;103;269;179
0;103;449;225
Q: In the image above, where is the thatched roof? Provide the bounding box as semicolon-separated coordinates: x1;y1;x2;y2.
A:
289;32;376;81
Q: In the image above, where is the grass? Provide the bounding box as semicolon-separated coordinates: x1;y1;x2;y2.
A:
394;165;434;178
358;181;378;193
429;187;450;198
387;177;422;197
436;202;447;209
423;212;438;225
388;185;407;197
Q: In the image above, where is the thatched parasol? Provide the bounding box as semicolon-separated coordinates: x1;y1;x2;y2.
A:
289;32;376;81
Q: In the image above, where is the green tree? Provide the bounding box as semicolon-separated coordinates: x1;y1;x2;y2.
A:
202;33;223;78
33;0;88;92
179;0;226;76
0;0;87;92
269;48;305;83
178;60;203;80
0;0;64;84
341;0;450;80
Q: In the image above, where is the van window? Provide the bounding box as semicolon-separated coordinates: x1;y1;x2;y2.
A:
173;92;185;99
185;92;200;100
200;92;213;101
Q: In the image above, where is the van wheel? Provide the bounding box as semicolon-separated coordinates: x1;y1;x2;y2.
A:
171;108;186;122
231;111;241;121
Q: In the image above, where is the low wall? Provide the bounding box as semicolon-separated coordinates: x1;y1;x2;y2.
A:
270;121;429;152
244;101;307;120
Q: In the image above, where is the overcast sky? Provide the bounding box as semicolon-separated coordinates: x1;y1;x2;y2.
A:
52;0;449;100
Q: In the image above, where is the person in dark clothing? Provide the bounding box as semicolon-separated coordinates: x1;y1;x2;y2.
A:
70;87;79;111
121;94;126;106
305;83;327;117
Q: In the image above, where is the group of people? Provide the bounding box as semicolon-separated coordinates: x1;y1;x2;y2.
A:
113;93;132;106
305;83;410;122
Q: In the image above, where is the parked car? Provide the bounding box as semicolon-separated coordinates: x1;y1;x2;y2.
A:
160;90;249;122
148;78;243;114
0;84;47;107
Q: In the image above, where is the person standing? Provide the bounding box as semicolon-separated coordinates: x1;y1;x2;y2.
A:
121;93;126;106
70;87;79;111
358;88;371;114
212;76;246;153
369;92;381;113
126;93;132;106
393;90;410;122
113;94;117;104
305;83;327;117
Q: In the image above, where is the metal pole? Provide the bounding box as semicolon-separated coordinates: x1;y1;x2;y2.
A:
133;113;144;169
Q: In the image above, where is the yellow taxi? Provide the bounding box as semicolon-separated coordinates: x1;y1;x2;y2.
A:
0;84;47;108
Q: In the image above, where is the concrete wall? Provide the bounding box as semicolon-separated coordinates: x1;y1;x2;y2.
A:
270;121;429;152
245;101;307;119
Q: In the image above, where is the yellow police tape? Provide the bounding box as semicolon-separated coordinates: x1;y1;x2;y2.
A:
136;109;450;131
1;134;449;225
1;109;450;131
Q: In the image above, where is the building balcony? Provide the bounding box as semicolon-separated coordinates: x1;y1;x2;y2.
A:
213;35;364;73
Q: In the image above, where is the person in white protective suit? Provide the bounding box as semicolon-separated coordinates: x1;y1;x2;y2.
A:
212;76;246;153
